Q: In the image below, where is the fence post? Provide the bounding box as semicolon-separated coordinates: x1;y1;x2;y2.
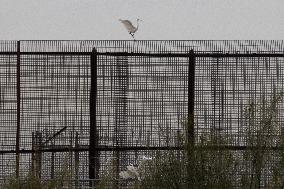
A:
50;140;55;179
89;48;99;187
188;49;195;146
186;49;196;188
32;131;42;178
75;132;79;189
16;40;21;178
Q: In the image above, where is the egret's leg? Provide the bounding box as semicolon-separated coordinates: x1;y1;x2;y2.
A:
129;33;135;40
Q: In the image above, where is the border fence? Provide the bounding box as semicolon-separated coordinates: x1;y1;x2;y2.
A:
1;40;284;188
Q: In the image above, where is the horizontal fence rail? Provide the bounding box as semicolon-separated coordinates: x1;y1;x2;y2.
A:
1;51;284;57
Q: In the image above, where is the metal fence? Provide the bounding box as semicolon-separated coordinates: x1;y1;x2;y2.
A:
1;40;284;188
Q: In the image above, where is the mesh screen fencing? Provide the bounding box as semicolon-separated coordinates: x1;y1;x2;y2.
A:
0;40;284;188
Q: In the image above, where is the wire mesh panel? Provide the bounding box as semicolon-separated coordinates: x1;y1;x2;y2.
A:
194;55;284;188
0;54;17;150
195;56;284;144
95;54;189;185
20;54;91;147
97;55;188;148
0;41;17;182
19;53;91;185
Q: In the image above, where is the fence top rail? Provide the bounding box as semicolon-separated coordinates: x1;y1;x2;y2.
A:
2;40;284;54
0;51;284;57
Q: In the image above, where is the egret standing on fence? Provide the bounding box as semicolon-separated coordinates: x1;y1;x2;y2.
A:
119;19;141;40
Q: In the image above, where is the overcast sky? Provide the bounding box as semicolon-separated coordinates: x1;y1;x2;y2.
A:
0;0;283;40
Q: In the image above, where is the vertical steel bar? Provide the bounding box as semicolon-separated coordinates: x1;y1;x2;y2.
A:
50;141;54;179
16;40;20;177
89;47;99;187
75;132;79;189
186;49;196;188
188;49;195;145
31;132;35;175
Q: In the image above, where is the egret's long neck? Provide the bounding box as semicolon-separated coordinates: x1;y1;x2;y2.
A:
136;20;139;29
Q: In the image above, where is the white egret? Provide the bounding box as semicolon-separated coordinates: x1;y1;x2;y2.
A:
119;171;131;179
119;19;141;39
119;165;141;181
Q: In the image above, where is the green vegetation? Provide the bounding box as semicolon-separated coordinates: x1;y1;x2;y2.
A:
4;92;284;188
3;157;73;189
97;91;284;188
3;172;69;189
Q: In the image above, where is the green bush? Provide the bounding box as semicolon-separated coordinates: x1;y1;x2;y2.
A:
3;164;72;189
3;174;63;189
6;92;284;189
97;91;284;188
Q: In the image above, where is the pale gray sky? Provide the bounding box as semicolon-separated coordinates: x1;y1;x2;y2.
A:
0;0;283;40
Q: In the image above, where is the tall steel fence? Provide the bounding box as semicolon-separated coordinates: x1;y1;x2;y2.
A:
0;40;284;188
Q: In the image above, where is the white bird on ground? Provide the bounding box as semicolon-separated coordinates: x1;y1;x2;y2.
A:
119;165;141;181
141;155;152;161
119;18;141;40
